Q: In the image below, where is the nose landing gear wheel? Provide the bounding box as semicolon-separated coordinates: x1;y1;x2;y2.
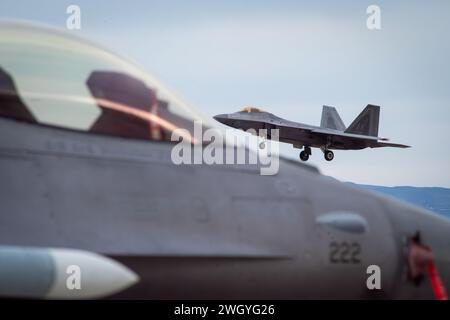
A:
324;150;334;161
300;151;309;161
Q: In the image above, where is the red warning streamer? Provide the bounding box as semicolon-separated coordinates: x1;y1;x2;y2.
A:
428;261;448;300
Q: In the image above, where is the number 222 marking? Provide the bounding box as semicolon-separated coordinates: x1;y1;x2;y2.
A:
329;242;361;264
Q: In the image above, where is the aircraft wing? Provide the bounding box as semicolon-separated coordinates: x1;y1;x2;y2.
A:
307;128;410;148
310;128;380;141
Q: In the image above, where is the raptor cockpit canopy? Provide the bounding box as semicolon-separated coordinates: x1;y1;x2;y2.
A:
240;107;264;113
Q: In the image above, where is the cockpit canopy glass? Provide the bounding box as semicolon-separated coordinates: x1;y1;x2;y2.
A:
240;107;263;113
0;22;208;143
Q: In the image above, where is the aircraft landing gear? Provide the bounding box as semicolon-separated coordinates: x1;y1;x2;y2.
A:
259;141;266;149
324;150;334;161
299;146;311;161
300;151;309;161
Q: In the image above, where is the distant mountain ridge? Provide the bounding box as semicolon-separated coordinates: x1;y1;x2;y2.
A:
350;184;450;219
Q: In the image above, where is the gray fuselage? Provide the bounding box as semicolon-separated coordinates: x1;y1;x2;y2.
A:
0;117;449;299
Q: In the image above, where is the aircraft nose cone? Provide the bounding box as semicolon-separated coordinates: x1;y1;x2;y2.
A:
213;114;228;124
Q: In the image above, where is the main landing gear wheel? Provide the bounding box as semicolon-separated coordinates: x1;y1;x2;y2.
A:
299;146;311;161
299;151;309;161
324;150;334;161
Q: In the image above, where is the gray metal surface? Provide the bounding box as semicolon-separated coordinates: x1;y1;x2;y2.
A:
321;106;346;131
0;117;448;299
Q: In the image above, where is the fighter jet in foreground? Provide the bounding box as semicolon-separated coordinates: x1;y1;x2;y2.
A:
0;22;449;300
214;105;410;161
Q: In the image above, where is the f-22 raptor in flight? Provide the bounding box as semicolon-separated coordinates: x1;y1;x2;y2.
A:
214;105;410;161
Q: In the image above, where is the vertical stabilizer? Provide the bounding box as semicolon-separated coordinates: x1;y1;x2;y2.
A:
344;104;380;137
320;105;346;131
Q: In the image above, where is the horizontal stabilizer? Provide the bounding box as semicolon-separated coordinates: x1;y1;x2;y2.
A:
345;104;380;137
320;106;346;131
372;141;411;148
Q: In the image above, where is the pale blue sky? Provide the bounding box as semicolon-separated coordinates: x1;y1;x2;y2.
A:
1;0;449;187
